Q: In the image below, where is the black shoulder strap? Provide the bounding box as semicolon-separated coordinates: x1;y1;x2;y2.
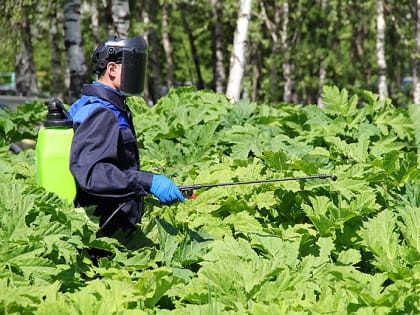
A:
82;84;136;134
82;84;127;113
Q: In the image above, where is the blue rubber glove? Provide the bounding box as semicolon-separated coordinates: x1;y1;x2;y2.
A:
150;174;185;204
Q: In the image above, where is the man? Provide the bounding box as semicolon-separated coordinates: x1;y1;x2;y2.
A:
69;35;184;236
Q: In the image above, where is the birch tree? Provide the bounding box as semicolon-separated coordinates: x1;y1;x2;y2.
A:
142;1;163;103
259;0;281;102
63;0;88;102
259;0;295;103
350;2;372;87
226;0;252;101
250;41;262;102
49;2;64;99
414;0;420;104
15;3;38;97
111;0;130;37
376;0;388;100
162;0;174;88
280;1;293;103
210;0;226;94
91;0;101;45
317;0;328;107
102;0;130;37
180;2;204;89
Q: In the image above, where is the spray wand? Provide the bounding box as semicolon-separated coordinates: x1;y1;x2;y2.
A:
178;174;337;199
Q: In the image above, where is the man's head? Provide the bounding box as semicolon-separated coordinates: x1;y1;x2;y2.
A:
92;35;148;96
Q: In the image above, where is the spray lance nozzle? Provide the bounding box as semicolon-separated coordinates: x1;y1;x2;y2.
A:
44;98;73;127
178;174;337;199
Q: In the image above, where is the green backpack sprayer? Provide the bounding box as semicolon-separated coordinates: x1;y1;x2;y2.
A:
36;99;76;202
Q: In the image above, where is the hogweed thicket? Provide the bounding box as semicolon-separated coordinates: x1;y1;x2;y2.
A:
0;86;419;314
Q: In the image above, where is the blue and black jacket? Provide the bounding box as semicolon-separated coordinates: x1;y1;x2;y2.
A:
69;82;154;235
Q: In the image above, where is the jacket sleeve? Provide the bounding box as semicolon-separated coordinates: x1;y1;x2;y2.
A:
70;106;154;200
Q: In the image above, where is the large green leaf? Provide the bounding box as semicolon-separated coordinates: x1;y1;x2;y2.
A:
359;210;410;280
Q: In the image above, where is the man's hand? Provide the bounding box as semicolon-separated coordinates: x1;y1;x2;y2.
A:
150;174;185;204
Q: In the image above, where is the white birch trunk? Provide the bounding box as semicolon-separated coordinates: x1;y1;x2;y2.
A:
376;0;388;100
15;5;38;97
226;0;252;101
63;0;88;102
414;0;420;104
49;3;64;99
111;0;130;37
142;5;163;103
211;0;226;94
259;0;280;102
317;0;328;107
162;1;174;88
91;0;100;45
280;1;292;103
251;43;260;101
270;2;281;101
317;65;327;107
141;8;151;104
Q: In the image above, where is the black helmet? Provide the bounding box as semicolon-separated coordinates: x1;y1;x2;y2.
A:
92;35;148;96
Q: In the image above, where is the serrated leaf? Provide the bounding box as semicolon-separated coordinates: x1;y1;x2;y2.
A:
408;103;420;146
259;150;289;171
10;256;58;283
397;205;420;253
359;210;408;277
370;136;406;158
223;211;262;234
173;229;212;267
249;232;301;267
136;267;180;308
330;176;374;200
375;110;414;141
156;218;179;266
302;196;335;236
337;249;362;266
317;237;335;263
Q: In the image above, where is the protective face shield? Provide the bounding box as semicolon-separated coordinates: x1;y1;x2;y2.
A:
93;35;148;96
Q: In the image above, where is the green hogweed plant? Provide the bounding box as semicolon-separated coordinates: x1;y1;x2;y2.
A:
0;86;418;314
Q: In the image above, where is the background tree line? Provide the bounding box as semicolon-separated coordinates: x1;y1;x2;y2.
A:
1;0;419;107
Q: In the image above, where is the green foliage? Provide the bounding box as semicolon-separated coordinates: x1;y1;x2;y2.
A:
1;87;419;314
1;1;416;106
0;101;46;146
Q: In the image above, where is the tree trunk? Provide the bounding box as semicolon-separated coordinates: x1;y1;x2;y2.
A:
299;76;305;104
414;0;420;104
351;2;371;86
103;0;114;35
161;0;174;88
111;0;130;37
63;0;88;103
376;0;388;100
317;64;327;107
280;1;293;103
226;0;252;101
15;5;38;97
180;3;204;89
251;42;261;102
91;0;101;45
142;3;163;104
133;1;150;104
210;0;226;94
317;0;328;107
259;0;281;103
270;2;281;102
49;2;64;99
